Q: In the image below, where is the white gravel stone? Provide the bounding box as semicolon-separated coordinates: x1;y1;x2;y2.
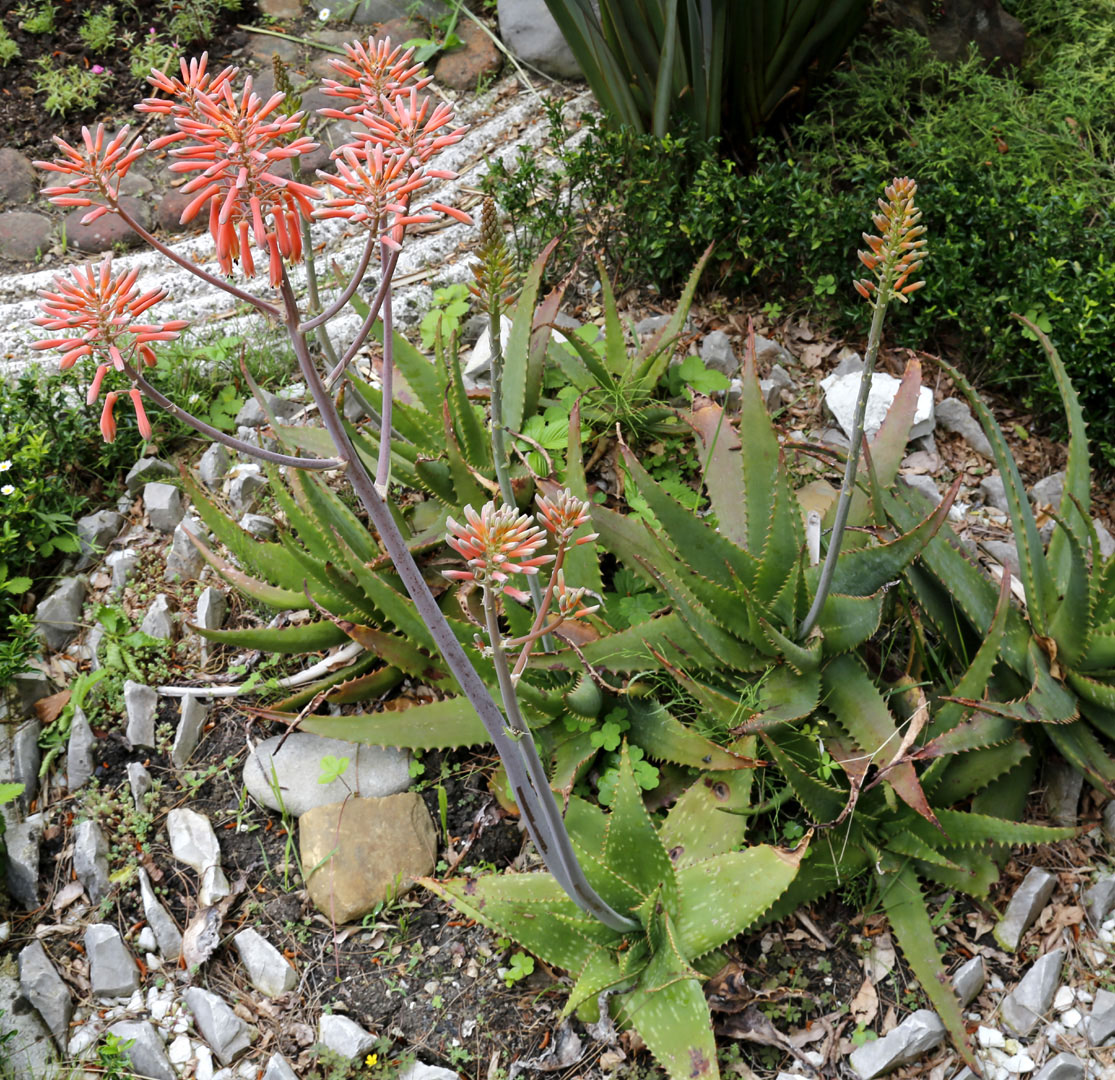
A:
318;1013;376;1060
848;1009;945;1079
979;1026;1005;1048
138;867;182;961
821;369;934;443
243;733;411;816
72;819;110;904
233;928;297;997
262;1053;298;1080
994;868;1057;952
1060;1007;1082;1028
85;924;140;1000
124;679;158;749
145;482;184;533
168;1033;193;1065
172;696;206;768
1052;986;1075;1012
184;988;254;1066
18;940;72;1048
1000;949;1065;1036
106;1019;176;1080
1004;1053;1036;1073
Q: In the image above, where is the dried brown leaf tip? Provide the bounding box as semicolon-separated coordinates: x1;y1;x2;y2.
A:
470;197;516;309
854;176;927;303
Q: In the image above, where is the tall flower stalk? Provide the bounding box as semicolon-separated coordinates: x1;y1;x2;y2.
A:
469;197;553;648
798;177;927;639
32;40;634;933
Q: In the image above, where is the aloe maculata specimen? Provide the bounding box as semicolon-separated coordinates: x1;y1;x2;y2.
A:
425;744;802;1080
884;319;1115;792
31;41;667;935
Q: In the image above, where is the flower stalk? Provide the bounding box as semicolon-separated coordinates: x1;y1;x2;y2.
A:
798;177;926;640
32;40;634;934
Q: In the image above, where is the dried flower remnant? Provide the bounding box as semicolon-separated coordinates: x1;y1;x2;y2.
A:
854;176;927;303
32;255;187;441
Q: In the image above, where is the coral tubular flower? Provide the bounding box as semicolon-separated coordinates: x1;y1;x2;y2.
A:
535;489;597;545
32;255;187;442
445;503;555;585
854;177;927;303
319;37;430;117
140;64;323;282
351;85;467;166
35;124;147;223
553;570;599;620
313;143;434;245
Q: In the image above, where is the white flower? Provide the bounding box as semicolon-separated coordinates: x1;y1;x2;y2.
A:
318;6;330;19
1;484;14;496
0;460;10;472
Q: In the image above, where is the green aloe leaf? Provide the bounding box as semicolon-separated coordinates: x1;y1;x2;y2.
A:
740;665;821;731
189;535;308;609
625;696;753;771
603;744;678;911
933;808;1078;848
738;324;782;559
915;844;1001;898
444;329;490;471
1016;317;1091;594
878;863;974;1069
822;654;938;824
817;592;884;654
1046;721;1115;793
946;642;1078;726
674;843;803;959
422;870;614;971
614;905;718;1080
184;472;308;591
761;733;845;823
687;396;750;560
561;401;604;597
620;443;755;590
926;572;1013;741
659;743;757;866
933;351;1053;633
302;696;489;749
367;318;446;417
502;238;560;434
191;619;349;653
562;948;627;1019
346;372;442;454
928;739;1031;805
817;481;957;599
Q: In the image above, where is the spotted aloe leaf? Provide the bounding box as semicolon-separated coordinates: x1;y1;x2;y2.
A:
560;401;604;598
421;744;799;1080
624;696;754;772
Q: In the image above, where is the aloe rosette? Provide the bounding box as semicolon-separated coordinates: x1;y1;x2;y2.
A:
424;745;803;1080
885;319;1115;790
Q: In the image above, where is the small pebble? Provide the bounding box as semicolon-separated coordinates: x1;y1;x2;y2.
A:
1052;985;1075;1011
1061;1007;1082;1028
1004;1053;1035;1073
1076;990;1094;1004
979;1026;1006;1049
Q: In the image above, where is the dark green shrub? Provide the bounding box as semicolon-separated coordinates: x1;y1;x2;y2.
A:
487;10;1115;461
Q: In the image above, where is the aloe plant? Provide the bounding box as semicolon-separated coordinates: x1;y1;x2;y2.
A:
424;744;801;1080
546;248;712;444
884;319;1115;792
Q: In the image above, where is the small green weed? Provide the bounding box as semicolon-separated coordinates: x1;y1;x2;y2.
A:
33;59;112;116
0;24;19;65
78;5;118;53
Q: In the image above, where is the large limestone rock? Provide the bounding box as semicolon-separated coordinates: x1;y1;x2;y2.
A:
299;794;437;922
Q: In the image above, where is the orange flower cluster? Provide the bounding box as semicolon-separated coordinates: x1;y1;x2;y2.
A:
854;177;927;303
314;37;471;243
138;57;321;285
36;124;147;225
32;255;187;441
445;504;555;586
535;490;597;546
